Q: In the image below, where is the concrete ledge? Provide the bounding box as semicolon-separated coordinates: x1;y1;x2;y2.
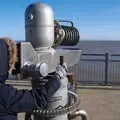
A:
77;85;120;90
6;80;120;90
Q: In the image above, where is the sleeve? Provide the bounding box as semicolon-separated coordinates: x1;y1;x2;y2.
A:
0;84;36;113
0;74;60;113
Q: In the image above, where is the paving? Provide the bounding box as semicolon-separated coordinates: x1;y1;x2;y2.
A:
7;81;120;120
78;88;120;120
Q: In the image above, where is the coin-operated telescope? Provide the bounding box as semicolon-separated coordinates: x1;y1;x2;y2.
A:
11;2;88;120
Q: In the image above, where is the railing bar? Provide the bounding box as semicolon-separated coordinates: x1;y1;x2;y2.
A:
82;53;105;56
81;59;105;62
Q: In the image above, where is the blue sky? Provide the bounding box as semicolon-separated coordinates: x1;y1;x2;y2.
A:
0;0;120;41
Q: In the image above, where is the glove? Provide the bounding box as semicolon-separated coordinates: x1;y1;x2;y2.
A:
56;63;67;78
32;72;61;108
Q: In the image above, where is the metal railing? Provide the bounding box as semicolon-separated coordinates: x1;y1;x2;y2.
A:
72;53;120;85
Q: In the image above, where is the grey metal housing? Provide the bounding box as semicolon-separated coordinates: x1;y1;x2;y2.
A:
25;3;54;49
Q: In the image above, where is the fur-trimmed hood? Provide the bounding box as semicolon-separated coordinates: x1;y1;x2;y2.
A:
0;38;17;83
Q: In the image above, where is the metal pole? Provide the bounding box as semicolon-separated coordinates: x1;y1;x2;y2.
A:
105;52;110;85
68;110;89;120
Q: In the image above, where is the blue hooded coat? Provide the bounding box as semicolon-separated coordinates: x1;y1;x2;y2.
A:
0;40;60;120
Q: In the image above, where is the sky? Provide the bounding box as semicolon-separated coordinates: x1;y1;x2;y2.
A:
0;0;120;41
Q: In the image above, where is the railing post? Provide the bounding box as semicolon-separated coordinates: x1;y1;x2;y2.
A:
105;52;110;85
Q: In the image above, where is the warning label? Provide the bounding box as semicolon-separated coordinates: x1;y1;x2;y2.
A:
48;96;62;102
